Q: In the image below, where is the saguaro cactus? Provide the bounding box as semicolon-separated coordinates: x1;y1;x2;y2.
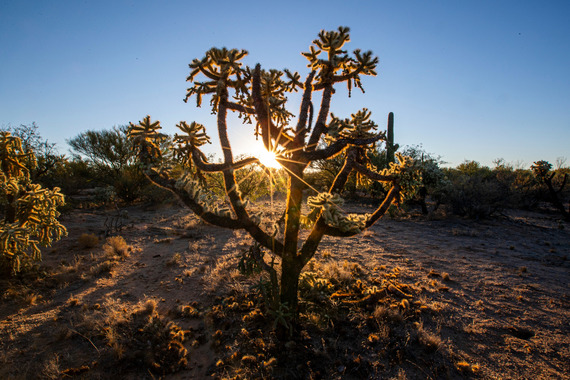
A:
128;27;420;327
385;112;399;164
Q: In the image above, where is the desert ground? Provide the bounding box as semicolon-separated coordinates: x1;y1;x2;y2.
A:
1;198;568;379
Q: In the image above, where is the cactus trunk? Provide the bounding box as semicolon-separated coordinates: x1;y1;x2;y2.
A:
386;112;395;164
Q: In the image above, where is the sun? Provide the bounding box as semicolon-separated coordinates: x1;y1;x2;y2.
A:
253;141;282;169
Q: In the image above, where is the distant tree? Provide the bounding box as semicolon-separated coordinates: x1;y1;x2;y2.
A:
0;123;67;185
67;125;135;176
456;160;489;176
128;27;420;332
67;126;156;203
554;156;568;170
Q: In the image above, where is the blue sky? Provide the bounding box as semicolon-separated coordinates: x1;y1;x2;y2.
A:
1;0;569;167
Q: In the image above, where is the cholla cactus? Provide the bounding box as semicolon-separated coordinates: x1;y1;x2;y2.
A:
0;132;67;273
303;192;370;233
381;153;423;203
128;115;167;164
531;160;569;220
531;160;553;179
128;27;419;328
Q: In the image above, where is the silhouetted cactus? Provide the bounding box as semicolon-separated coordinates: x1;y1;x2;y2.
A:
128;27;420;331
386;112;399;164
531;160;569;220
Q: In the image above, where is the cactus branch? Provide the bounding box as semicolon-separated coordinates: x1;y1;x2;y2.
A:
306;85;333;151
191;151;259;172
226;102;256;114
302;135;383;161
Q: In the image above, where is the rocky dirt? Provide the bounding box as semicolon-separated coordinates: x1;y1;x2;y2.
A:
0;200;568;379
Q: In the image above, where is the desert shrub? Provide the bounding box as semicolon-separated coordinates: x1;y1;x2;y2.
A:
80;298;188;376
53;158;99;197
67;125;135;176
443;161;505;218
93;186;117;205
310;146;358;195
78;233;99;249
0;131;67;273
112;165;149;203
399;145;449;213
310;144;392;199
67;126;158;205
510;169;541;209
441;159;553;216
103;236;129;258
66;127;176;205
492;160;541;210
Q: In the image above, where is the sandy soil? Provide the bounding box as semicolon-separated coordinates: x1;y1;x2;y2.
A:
0;200;568;379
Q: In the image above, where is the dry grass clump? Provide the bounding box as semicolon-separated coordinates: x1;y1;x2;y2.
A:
68;296;80;306
57;255;85;279
41;353;61;380
103;236;130;258
2;284;44;306
320;260;354;284
415;321;443;352
78;233;100;249
389;368;408;380
166;252;183;267
77;297;188;376
202;254;250;294
23;292;42;306
374;305;403;323
76;237;133;279
89;260;116;276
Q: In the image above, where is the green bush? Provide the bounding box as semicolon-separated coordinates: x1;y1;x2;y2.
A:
67;126;135;176
531;160;569;220
112;165;148;204
493;161;541;210
398;145;449;214
444;161;504;218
